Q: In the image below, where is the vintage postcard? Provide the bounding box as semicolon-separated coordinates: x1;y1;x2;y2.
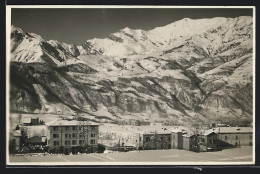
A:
6;5;255;165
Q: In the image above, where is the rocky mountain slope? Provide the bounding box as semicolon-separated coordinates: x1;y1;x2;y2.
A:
9;16;253;126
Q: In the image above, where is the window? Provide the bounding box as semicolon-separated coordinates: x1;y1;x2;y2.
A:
72;126;76;130
235;142;238;146
236;135;238;140
139;137;142;141
53;127;58;131
91;140;95;144
72;133;76;138
65;127;69;131
201;138;204;143
91;126;95;130
65;134;68;138
79;134;83;138
225;136;228;140
79;140;84;145
65;140;70;145
168;137;171;141
210;138;215;144
250;135;252;140
53;134;59;138
91;133;95;137
53;141;59;146
72;140;77;145
146;137;150;142
161;137;164;141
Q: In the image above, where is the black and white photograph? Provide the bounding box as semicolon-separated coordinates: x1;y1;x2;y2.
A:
6;6;255;165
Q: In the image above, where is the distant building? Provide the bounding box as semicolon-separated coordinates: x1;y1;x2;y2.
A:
30;116;39;125
198;132;218;151
182;133;199;151
46;120;99;154
134;128;172;150
209;127;253;148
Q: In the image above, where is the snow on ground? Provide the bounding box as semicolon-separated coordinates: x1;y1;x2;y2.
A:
8;146;253;164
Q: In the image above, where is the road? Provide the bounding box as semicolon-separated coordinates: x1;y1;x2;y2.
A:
8;146;253;165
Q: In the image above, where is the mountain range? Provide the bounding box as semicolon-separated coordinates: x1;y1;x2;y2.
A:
9;16;253;126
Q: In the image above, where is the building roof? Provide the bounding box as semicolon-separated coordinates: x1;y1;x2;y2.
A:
182;132;198;138
205;127;253;134
202;131;217;136
46;120;99;127
171;128;184;133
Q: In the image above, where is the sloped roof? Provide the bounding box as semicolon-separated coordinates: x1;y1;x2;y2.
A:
46;120;99;126
205;127;253;134
202;131;217;136
182;132;198;137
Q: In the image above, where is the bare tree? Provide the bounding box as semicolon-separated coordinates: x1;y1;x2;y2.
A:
77;121;89;148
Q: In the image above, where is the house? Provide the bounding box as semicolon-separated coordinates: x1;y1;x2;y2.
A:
31;116;39;125
46;120;99;154
9;130;22;153
134;128;172;150
198;131;218;151
182;133;199;151
210;127;253;148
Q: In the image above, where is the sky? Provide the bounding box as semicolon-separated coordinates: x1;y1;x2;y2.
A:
11;8;253;45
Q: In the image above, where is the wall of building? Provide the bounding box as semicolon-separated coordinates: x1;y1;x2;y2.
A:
205;134;218;151
48;125;99;152
182;137;190;151
135;133;171;150
217;133;253;147
171;132;183;149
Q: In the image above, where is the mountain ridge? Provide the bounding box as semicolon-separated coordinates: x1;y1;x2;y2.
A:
9;16;253;127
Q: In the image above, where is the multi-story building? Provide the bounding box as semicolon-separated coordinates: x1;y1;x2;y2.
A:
209;127;253;148
134;128;172;150
46;120;99;154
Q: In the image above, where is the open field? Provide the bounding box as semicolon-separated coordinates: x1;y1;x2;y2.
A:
8;146;253;165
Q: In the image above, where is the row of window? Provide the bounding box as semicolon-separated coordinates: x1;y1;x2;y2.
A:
52;133;96;138
52;126;97;131
144;136;171;142
53;140;96;146
223;135;252;140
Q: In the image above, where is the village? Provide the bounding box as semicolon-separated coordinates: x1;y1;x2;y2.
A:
9;112;253;160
